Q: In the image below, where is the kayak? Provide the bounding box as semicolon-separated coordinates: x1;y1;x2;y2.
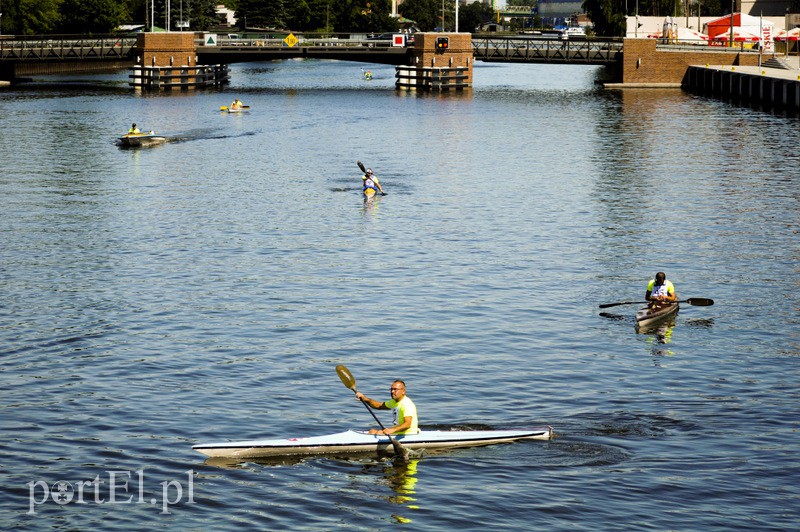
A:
221;105;250;112
364;187;377;198
118;132;166;147
193;427;553;459
636;301;679;328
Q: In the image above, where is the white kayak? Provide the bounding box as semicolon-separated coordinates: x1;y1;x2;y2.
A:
193;427;553;459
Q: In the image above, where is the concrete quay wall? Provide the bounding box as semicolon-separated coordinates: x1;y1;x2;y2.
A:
685;65;800;113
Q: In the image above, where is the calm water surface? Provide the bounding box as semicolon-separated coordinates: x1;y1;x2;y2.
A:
1;59;799;530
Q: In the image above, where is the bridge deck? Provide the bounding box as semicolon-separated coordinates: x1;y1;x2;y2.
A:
1;34;624;73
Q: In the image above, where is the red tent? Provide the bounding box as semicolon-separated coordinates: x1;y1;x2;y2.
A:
775;27;800;41
705;13;774;50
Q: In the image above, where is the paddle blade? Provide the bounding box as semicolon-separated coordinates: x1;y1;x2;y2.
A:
686;298;714;306
220;106;228;111
598;301;643;309
391;439;409;461
335;365;357;391
357;161;367;174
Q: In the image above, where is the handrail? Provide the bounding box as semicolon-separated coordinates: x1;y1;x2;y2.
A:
1;35;137;61
471;36;624;64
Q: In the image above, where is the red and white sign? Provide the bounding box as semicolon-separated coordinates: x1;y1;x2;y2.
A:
393;34;406;47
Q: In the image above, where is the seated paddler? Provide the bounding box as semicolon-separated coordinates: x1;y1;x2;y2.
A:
355;379;419;435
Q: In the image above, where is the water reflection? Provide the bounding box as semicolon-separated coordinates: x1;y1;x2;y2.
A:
638;315;676;359
362;192;383;215
378;457;421;523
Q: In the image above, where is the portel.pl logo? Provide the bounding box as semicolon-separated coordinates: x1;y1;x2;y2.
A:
27;469;195;515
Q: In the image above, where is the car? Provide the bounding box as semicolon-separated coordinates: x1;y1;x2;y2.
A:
367;32;395;41
365;32;415;46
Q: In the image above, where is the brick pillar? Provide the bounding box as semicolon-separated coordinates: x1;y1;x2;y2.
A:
412;33;473;85
135;32;197;68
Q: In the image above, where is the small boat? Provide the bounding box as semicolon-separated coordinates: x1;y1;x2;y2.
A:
193;427;553;459
118;132;166;147
561;26;587;40
364;187;377;198
636;301;679;329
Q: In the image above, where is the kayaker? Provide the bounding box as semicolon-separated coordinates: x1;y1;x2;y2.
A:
645;272;677;304
129;123;140;134
231;98;242;110
356;380;418;435
362;168;385;196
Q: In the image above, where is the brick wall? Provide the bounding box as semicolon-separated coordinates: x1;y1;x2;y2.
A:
623;38;762;84
413;33;474;84
136;32;197;67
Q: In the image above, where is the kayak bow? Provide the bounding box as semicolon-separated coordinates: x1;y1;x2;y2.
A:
636;301;679;328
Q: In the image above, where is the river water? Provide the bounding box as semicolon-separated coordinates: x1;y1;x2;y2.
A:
1;59;799;530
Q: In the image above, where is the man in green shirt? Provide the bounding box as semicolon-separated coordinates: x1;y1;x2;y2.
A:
356;380;419;435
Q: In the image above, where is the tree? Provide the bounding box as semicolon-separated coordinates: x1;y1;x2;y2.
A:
582;0;626;36
59;0;129;33
8;0;62;34
236;0;289;30
331;0;395;32
398;0;443;31
458;1;493;33
181;0;220;31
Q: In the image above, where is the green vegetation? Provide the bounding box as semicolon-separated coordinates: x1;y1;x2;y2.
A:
0;0;218;34
0;0;492;35
582;0;723;37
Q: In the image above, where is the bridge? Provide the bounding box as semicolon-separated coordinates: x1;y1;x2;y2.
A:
0;33;623;82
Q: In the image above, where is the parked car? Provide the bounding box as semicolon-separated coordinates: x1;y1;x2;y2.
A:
365;32;415;46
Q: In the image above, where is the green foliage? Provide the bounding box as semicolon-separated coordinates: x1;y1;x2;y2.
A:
59;0;129;33
237;0;289;29
582;0;625;36
459;1;494;33
398;0;444;31
9;0;63;34
330;0;395;32
184;0;221;31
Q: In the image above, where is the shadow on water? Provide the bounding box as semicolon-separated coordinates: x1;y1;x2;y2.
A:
169;130;261;143
543;411;702;468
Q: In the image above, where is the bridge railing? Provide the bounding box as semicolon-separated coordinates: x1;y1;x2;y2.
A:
472;36;624;64
0;34;137;61
199;33;409;49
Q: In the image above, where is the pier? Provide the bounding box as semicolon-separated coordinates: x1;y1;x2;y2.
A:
685;62;800;113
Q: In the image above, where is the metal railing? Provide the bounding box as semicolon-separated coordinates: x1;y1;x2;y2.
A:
1;33;626;67
0;35;137;62
472;36;624;64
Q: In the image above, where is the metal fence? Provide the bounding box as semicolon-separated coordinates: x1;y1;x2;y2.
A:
0;35;137;62
472;36;624;64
